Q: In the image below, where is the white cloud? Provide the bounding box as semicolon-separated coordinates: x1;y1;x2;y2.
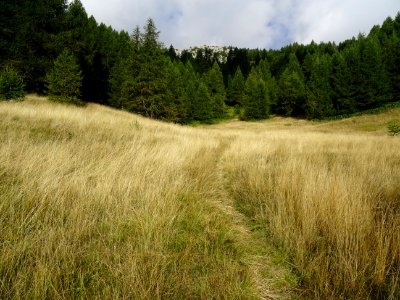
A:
78;0;400;49
291;0;400;44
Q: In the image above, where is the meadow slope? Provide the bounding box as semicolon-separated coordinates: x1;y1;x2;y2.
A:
1;95;400;299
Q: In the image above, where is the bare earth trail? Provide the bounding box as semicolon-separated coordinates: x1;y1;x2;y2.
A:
209;136;297;299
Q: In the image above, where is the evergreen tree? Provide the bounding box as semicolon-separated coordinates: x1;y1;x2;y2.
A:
167;45;178;61
109;28;139;109
305;54;334;118
3;0;68;93
46;49;82;104
192;81;213;121
225;47;251;78
109;50;135;109
331;51;356;114
126;19;170;119
256;59;278;111
358;35;391;109
180;61;198;120
194;48;212;74
256;59;272;82
227;67;245;106
389;34;400;101
180;50;194;65
377;17;400;101
242;68;269;120
164;60;189;122
131;25;142;50
277;53;306;116
343;39;364;110
0;67;25;100
203;62;226;118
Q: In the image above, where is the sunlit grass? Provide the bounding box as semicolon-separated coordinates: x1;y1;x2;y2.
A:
1;95;399;299
222;131;400;299
0;96;262;299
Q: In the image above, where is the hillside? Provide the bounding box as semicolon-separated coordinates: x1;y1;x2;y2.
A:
2;1;400;123
1;96;400;299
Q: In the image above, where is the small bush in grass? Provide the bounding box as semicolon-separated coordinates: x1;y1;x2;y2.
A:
387;119;400;136
0;67;25;100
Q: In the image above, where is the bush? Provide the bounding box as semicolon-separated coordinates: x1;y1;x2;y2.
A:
387;119;400;136
0;67;25;100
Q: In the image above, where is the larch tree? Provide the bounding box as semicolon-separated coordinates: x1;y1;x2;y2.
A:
203;62;226;118
192;81;213;121
277;53;306;116
46;49;82;104
227;67;245;107
242;67;269;120
305;54;334;119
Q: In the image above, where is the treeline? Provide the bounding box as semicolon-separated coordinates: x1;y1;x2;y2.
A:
1;0;400;122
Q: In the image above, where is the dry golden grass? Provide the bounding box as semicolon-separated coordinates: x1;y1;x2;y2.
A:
0;95;295;299
219;121;400;298
1;95;400;299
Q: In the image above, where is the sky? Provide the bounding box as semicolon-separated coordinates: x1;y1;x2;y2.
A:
78;0;400;50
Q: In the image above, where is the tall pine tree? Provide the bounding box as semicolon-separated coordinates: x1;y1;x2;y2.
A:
46;49;82;104
227;67;245;106
256;59;278;111
305;54;334;119
203;62;226;118
331;51;356;114
242;68;269;120
277;53;306;116
192;81;213;121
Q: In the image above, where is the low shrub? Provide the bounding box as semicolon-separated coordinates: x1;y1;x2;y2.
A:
387;119;400;136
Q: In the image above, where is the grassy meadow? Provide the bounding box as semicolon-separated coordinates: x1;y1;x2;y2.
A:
1;95;400;299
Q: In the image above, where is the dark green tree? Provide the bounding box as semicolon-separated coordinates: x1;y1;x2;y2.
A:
46;49;82;104
109;51;135;109
242;68;269;120
1;0;68;93
180;61;198;120
118;19;170;119
203;62;226;118
164;60;190;122
109;29;138;109
167;45;178;61
0;67;25;100
377;17;400;101
256;59;278;111
331;51;356;114
227;67;245;106
133;19;170;118
277;53;306;116
358;35;391;109
225;47;251;79
192;81;213;121
304;54;334;118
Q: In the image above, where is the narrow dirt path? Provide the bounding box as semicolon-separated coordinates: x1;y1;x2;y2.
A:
211;135;298;300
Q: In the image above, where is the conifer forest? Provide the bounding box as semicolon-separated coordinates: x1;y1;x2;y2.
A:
1;0;400;122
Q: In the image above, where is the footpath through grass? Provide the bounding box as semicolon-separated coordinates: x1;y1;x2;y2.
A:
1;95;400;299
0;95;298;299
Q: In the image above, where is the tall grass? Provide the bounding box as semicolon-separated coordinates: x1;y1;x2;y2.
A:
0;96;262;299
1;95;400;299
224;131;400;299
